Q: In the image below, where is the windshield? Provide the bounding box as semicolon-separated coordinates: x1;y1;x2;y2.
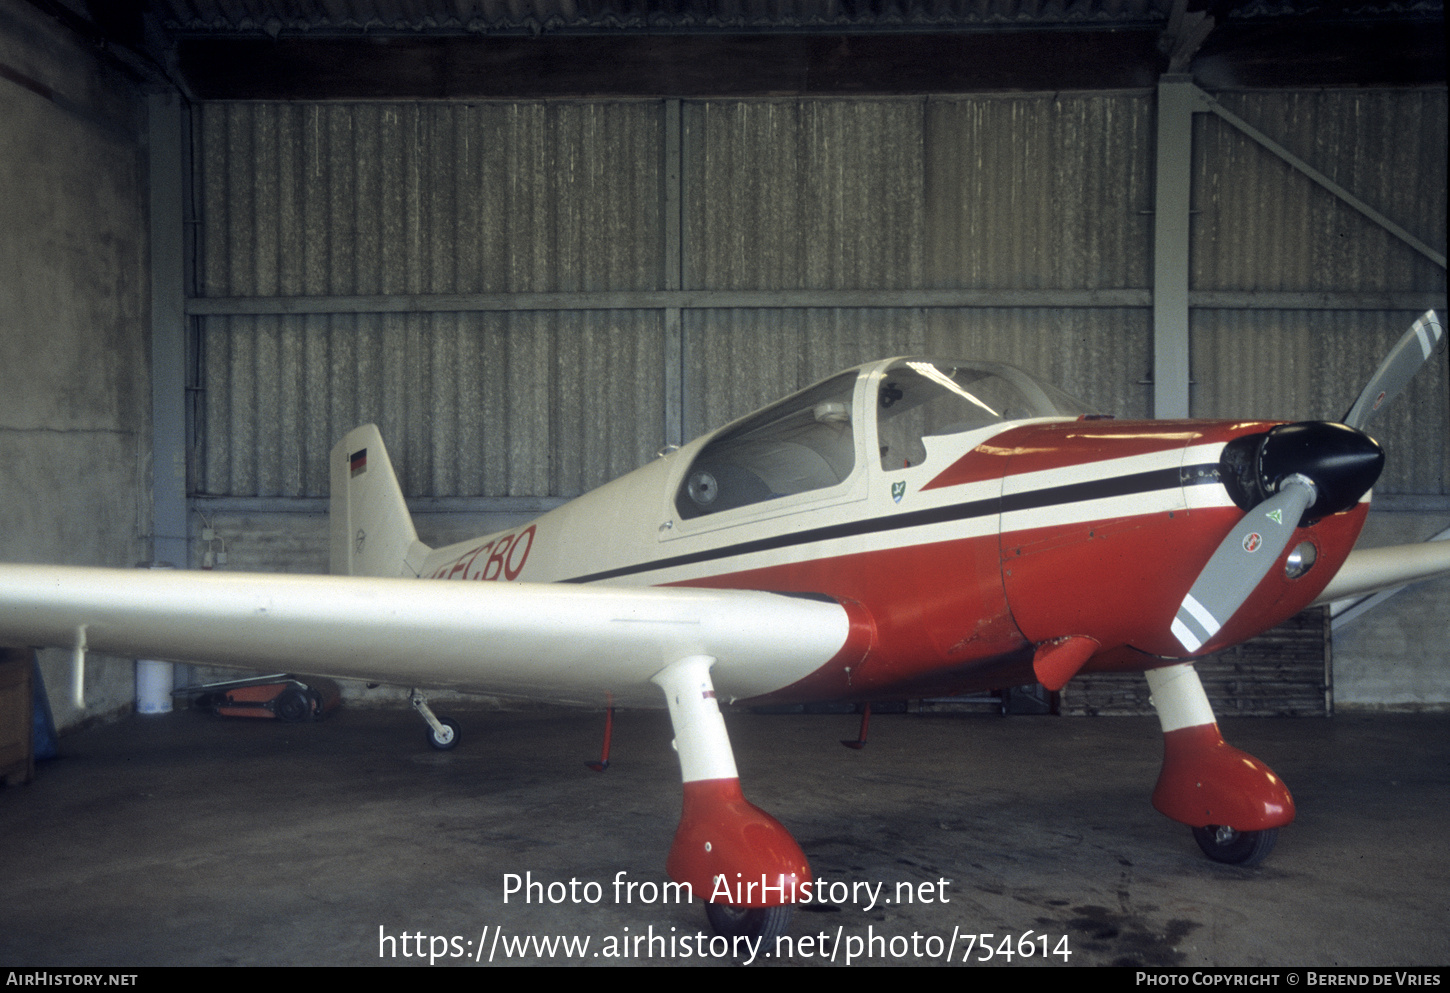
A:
876;360;1093;470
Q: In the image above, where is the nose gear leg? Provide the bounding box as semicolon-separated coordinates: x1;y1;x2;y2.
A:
1145;663;1293;865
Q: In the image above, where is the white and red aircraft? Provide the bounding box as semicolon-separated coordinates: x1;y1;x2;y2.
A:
1;312;1446;941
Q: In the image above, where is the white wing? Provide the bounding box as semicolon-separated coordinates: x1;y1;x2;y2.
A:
0;564;852;707
1312;539;1450;606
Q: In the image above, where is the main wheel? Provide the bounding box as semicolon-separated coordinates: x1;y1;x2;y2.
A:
1192;825;1277;866
704;902;793;944
426;717;460;751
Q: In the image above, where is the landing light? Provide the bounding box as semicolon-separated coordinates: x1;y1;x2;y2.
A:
1285;542;1317;580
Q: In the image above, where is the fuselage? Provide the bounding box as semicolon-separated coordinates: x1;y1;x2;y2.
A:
420;358;1369;704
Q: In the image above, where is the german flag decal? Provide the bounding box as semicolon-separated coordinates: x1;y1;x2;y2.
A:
349;449;367;477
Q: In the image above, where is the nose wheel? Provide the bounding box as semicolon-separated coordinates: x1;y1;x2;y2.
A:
1192;825;1278;866
1145;665;1294;867
705;903;794;944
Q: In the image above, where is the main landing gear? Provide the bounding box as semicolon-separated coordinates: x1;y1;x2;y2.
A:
411;690;460;751
653;655;810;942
1146;664;1293;866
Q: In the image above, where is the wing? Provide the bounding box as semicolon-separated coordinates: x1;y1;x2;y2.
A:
0;564;853;707
1311;539;1450;606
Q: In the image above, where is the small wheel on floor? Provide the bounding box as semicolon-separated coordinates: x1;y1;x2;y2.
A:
426;717;460;751
274;686;313;723
704;902;793;944
1192;824;1277;866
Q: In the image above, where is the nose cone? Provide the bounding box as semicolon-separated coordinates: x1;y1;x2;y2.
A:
1258;421;1384;520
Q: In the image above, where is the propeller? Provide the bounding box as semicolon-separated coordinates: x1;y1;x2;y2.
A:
1170;311;1443;654
1343;310;1445;431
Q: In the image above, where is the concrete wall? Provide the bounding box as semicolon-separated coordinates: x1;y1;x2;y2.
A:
0;0;150;727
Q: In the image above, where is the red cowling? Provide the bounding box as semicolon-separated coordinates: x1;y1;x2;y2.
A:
1152;723;1295;830
666;778;812;907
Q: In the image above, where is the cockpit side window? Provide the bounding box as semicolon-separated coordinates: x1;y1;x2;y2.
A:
676;374;857;520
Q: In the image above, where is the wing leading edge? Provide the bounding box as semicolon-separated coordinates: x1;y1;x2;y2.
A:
0;564;854;707
1310;539;1450;607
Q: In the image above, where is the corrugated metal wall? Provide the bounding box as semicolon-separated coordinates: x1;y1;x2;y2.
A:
923;95;1155;291
679;95;1156;436
682;306;1153;440
192;88;1446;503
195;101;667;498
684;100;925;291
1186;89;1448;495
199;310;665;497
199;102;663;297
1192;91;1446;296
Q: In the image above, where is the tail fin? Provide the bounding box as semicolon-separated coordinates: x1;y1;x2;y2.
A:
329;425;430;577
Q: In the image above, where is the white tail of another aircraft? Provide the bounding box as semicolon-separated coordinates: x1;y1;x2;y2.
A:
329;425;431;578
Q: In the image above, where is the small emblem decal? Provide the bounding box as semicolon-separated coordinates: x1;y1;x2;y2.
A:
891;480;906;503
1266;508;1284;525
350;448;368;477
1243;532;1263;553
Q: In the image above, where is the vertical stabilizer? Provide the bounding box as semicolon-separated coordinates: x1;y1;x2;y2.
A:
330;426;429;577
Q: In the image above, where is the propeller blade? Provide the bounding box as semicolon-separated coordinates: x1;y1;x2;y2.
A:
1173;312;1443;655
1342;310;1444;432
1171;476;1316;654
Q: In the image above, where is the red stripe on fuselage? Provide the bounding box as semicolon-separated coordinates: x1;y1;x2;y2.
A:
923;420;1230;492
919;427;1025;490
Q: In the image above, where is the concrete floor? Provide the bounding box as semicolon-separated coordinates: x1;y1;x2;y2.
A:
0;705;1445;967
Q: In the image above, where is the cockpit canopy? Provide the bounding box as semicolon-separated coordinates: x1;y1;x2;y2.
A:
876;360;1094;471
677;372;858;520
675;359;1095;521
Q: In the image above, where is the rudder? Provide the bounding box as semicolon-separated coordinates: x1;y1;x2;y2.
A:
330;425;430;577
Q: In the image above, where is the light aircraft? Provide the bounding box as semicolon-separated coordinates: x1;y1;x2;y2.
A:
1;312;1447;942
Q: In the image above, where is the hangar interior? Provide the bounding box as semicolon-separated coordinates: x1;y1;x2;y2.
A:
1;0;1443;726
0;0;1447;967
